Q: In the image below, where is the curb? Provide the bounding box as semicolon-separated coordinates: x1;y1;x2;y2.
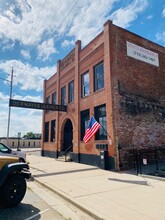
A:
32;176;105;220
139;174;165;181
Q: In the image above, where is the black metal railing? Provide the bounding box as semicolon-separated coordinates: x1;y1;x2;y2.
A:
136;147;165;176
58;144;73;162
118;146;165;177
64;145;73;162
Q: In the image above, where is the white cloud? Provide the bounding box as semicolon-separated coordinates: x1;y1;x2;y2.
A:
0;0;150;56
0;0;120;49
10;109;42;136
156;31;165;43
162;8;165;17
0;0;60;47
0;92;42;137
21;50;31;59
110;0;148;28
37;38;58;61
146;15;153;20
61;39;75;48
0;60;56;91
0;0;155;138
68;0;118;46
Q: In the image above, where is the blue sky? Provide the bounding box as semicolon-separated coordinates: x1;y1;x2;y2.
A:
0;0;165;137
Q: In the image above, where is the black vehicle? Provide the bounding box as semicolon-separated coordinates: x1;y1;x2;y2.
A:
0;156;31;207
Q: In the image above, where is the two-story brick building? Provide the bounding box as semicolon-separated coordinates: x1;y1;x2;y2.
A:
42;20;165;170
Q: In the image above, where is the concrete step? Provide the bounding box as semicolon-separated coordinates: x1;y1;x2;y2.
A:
56;155;72;162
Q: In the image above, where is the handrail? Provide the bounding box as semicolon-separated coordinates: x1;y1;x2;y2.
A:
64;145;72;154
64;145;73;162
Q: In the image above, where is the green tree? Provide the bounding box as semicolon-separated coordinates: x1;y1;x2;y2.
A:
23;132;35;139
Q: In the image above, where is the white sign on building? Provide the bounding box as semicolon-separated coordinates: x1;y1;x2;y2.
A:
126;41;159;67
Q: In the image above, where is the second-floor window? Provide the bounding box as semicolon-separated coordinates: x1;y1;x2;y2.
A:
81;72;89;97
61;86;66;105
68;81;74;103
52;92;56;104
94;62;104;91
46;96;50;113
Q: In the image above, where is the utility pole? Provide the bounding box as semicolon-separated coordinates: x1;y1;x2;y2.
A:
7;67;14;145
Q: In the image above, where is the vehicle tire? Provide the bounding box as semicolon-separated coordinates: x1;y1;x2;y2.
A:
19;158;25;162
1;174;26;207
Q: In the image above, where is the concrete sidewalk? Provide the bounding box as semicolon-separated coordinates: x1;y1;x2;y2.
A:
27;154;165;220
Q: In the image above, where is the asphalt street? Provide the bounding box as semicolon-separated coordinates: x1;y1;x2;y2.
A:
0;181;65;220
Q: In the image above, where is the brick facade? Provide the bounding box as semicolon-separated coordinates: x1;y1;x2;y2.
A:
42;20;165;170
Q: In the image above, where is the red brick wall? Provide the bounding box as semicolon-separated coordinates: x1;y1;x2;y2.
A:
110;24;165;168
42;20;165;170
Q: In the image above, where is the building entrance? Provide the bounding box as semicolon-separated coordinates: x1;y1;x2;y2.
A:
62;119;73;152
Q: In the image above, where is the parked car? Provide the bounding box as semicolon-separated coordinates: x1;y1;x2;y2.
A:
0;155;31;207
0;143;26;162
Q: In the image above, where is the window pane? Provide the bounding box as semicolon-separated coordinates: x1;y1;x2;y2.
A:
69;81;74;103
61;86;66;105
82;72;89;97
98;116;107;139
94;62;104;91
44;122;49;142
46;96;50;113
52;92;56;104
80;110;90;140
83;74;89;85
51;120;56;142
84;84;89;96
95;104;107;140
97;79;104;90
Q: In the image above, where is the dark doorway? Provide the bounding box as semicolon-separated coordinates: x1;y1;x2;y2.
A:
63;119;73;152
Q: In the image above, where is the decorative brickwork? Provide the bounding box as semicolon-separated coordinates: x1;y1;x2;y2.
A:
42;20;165;171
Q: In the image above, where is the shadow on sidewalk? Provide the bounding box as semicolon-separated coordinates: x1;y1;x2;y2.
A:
32;167;99;178
108;178;150;186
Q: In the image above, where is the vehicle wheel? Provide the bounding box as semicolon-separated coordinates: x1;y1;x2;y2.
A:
1;174;26;207
19;158;25;162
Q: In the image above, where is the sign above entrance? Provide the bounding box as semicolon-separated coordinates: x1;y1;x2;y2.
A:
9;99;67;112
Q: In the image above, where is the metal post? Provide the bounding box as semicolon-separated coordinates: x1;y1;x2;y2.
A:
17;132;21;151
7;67;14;145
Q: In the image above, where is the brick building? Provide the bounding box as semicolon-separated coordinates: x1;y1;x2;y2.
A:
42;20;165;170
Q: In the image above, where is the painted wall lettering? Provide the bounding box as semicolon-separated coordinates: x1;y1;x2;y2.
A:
126;41;159;67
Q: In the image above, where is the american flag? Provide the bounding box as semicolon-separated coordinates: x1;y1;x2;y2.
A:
83;116;101;143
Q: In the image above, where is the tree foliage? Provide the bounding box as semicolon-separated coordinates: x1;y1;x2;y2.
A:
23;132;35;139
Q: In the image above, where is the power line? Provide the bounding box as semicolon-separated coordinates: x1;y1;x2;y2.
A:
11;0;80;84
20;0;47;47
0;77;11;83
20;0;64;57
17;0;65;76
27;0;80;66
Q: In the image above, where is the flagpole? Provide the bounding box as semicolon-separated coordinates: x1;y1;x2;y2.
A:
100;123;112;140
92;114;112;141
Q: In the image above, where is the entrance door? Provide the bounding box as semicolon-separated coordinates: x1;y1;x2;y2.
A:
63;119;73;152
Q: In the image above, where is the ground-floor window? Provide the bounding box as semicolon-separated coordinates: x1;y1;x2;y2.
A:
95;104;107;140
51;120;56;142
44;122;49;142
80;109;90;140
